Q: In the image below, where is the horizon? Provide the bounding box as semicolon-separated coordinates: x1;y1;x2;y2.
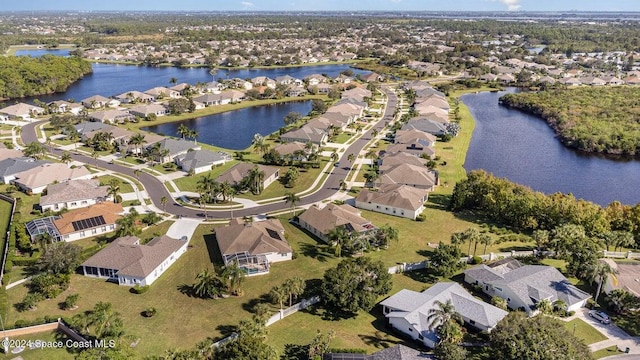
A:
1;0;638;13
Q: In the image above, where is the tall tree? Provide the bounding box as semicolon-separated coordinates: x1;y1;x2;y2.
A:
284;192;300;218
24;141;47;160
587;261;618;302
60;152;72;166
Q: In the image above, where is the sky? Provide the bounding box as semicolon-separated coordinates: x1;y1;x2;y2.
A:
2;0;639;12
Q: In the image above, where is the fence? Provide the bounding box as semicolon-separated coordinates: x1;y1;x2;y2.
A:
212;295;321;348
387;250;546;274
603;250;640;259
0;194;16;287
0;319;88;342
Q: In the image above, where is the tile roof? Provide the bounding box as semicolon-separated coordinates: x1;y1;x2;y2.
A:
298;203;372;237
40;179;109;207
215;218;292;257
273;142;306;156
13;163;92;190
356;184;427;211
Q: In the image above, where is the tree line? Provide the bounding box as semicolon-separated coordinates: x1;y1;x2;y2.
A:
0;55;92;100
500;87;640;157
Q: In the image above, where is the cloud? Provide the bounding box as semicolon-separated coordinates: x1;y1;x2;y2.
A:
241;1;254;9
497;0;522;11
390;0;402;3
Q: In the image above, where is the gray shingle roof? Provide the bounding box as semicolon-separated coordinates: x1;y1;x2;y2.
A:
175;149;230;171
0;158;50;178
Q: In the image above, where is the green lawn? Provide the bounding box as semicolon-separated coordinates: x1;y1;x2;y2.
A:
172;161;239;193
593;346;623;359
564;318;607;345
95;175;135;193
241;162;329;201
331;133;352;144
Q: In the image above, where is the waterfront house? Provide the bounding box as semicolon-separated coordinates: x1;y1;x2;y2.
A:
26;202;123;242
88;110;134;123
144;87;180;99
0;103;45;120
144;138;200;163
385;143;435;159
401;118;449;136
128;104;169;118
324;344;426;360
378;152;427;174
81;234;188;286
174;149;232;174
214;218;292;276
298;203;374;243
355;184;428;220
82;95;119;109
12;163;93;194
280;125;327;145
394;129;437;147
114;90;156;103
273;142;308;161
381;282;508;348
464;259;591;314
39;179;110;212
47;100;84;115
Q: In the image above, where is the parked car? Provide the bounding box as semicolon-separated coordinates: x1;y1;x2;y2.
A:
589;310;611;324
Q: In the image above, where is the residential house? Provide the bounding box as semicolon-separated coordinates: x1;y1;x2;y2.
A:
464;258;591;314
0;147;24;162
401;118;449;136
342;87;372;102
81;234;188;286
381;282;508;348
193;93;228;106
82;125;135;149
280;125;327;145
214;218;292;276
325;102;364;120
385;143;435;159
174;149;232;174
378;152;428;174
39;179;110;212
360;72;382;82
73;121;112;135
0;103;45;120
26;202;122;242
273;142;308;161
601;259;640;297
114;90;155;103
304;74;328;86
128;104;168;118
144;138;200;163
216;163;280;191
81;95;119;109
0;158;50;184
323;345;428;360
169;83;192;95
144;87;180;99
275;75;301;85
394;129;437;147
287;85;307;97
355;184;428;220
88;110;134;123
12;163;93;194
374;163;437;191
298;203;375;243
47;100;84;115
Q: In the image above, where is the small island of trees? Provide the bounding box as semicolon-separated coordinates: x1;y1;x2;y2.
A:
500;87;640;156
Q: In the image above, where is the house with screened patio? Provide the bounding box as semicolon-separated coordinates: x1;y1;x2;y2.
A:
214;218;292;276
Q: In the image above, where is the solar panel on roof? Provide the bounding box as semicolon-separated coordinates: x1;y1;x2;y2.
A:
72;215;106;231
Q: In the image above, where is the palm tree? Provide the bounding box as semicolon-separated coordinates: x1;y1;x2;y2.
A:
372;128;379;138
219;181;234;204
193;269;224;299
133;169;142;180
169;77;178;86
347;153;355;164
427;299;463;344
588;262;618;302
479;233;493;255
128;133;147;156
330;151;339;162
107;179;122;203
283;277;305;307
91;150;99;165
89;302;121;338
328;226;351;258
284;192;300;218
115;211;140;237
246;166;265;195
198;192;211;220
252;133;265;154
187;129;199;144
177;124;190;139
60;152;72;166
160;196;168;212
221;261;246;296
24;141;47;160
376;224;399;248
269;284;288;310
535;299;553;315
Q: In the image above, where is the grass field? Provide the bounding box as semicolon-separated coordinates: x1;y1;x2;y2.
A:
564;318;607;345
0;331;74;360
593;346;622;359
95;175;135;193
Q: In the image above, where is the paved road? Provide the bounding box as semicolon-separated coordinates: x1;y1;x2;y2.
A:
22;87;398;219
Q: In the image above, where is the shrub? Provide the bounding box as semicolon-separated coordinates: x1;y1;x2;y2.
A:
62;294;79;310
131;285;150;294
4;260;12;273
142;307;157;317
470;256;483;264
14;320;29;328
129;200;141;206
415;214;426;222
587;299;598;309
17;293;44;312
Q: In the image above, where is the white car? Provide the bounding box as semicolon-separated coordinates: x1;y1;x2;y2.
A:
589;310;611;324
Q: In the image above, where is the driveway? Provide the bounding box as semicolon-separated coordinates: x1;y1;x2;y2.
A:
166;218;202;241
575;308;640;354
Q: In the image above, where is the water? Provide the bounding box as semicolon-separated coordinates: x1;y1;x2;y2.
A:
462;89;640;206
13;50;365;103
142;101;312;150
15;48;70;57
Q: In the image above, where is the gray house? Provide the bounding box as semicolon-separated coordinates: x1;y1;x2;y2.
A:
464;259;591;314
174;149;232;174
381;282;508;349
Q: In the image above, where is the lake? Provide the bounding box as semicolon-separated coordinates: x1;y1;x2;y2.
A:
142;101;312;150
14;49;366;103
462;89;640;206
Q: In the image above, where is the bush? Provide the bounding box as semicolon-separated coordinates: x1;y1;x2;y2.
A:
4;260;12;273
131;285;150;294
17;293;44;312
142;307;157;317
128;200;141;206
470;256;483;264
62;294;79;310
415;214;426;222
11;257;37;267
587;299;598;309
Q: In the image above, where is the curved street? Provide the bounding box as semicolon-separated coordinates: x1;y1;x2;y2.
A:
21;87;398;219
